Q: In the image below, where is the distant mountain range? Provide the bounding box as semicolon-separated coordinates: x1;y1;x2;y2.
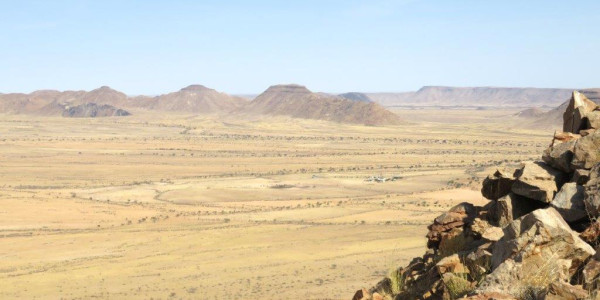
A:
0;84;399;125
2;84;595;126
366;86;575;108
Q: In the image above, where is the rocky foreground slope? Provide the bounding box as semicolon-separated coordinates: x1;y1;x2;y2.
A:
353;91;600;299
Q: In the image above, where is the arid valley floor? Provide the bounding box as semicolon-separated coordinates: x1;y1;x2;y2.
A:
0;109;553;299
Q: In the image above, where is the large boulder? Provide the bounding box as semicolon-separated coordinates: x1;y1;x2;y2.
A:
550;182;586;223
511;161;568;203
481;168;516;200
563;91;598;133
571;130;600;170
542;139;576;173
586;110;600;130
583;251;600;290
477;208;595;297
584;163;600;217
487;192;546;228
426;203;476;249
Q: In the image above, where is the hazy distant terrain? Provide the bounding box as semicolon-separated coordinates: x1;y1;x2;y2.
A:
367;86;574;108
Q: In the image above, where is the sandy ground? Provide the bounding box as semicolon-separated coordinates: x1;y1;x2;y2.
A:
0;110;552;299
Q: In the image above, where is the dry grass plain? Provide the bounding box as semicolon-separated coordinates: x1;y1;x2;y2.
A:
0;109;552;299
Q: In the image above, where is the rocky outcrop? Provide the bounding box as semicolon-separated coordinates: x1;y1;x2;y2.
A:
510;161;567;203
351;90;600;300
61;103;130;118
481;168;516;201
563;91;599;133
551;182;586;222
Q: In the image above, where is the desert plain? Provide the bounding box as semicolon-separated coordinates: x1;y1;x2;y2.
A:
0;108;552;299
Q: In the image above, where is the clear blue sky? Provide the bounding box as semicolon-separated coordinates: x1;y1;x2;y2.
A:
1;0;599;95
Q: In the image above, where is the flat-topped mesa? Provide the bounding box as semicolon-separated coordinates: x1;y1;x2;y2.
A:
261;84;312;95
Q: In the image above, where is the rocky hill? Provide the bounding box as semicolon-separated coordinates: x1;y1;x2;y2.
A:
353;91;600;299
149;85;247;113
368;87;573;108
0;84;246;116
62;103;130;118
245;84;402;126
513;107;545;118
339;92;374;103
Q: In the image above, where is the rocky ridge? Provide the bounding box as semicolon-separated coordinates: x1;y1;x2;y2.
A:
353;91;600;300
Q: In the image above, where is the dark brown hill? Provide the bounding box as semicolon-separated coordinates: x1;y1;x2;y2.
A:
245;84;402;126
62;103;131;118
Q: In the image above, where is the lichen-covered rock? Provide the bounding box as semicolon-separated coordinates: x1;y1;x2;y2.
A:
481;168;516;201
511;161;568;203
543;139;576;173
584;163;600;217
469;218;503;242
538;282;589;300
477;208;595;297
491;207;594;271
586;110;600;130
550;182;586;223
571;130;600;170
583;251;600;290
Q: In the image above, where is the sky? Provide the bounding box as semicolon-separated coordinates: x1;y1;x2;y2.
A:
0;0;599;95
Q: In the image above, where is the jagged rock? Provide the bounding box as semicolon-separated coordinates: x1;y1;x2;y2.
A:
469;218;503;242
584;163;600;217
465;247;492;281
488;192;546;228
477;208;595;297
586;111;600;130
427;203;476;249
511;161;568;203
580;220;600;244
571;169;590;185
583;251;600;290
563;91;598;133
538;281;589;300
542;139;576;173
571;130;600;170
550;182;586;223
552;131;582;145
481;168;516;200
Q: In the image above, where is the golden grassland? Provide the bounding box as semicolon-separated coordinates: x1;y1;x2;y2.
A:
0;109;552;299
